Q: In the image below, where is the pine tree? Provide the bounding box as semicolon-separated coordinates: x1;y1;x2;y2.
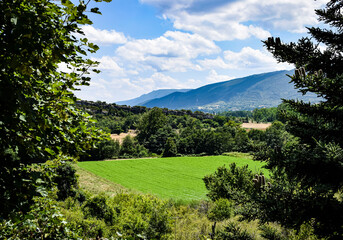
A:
259;0;343;238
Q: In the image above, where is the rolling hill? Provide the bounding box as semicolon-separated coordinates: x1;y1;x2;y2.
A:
141;70;320;111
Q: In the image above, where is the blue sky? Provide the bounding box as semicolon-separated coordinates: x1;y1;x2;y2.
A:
72;0;327;103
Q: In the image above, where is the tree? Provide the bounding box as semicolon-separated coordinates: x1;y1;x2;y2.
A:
0;0;110;219
162;137;177;157
137;107;167;144
120;135;136;157
136;108;175;154
258;0;343;237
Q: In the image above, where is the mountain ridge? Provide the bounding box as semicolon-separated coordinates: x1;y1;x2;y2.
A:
141;70;319;111
116;88;191;106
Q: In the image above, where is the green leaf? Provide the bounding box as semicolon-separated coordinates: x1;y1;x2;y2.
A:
45;147;56;156
90;7;101;14
19;114;26;122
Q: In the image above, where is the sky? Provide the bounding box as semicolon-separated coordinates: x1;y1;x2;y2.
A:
73;0;327;103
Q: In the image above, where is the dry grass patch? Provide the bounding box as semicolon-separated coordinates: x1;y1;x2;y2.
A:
74;164;138;196
241;122;271;130
110;129;136;143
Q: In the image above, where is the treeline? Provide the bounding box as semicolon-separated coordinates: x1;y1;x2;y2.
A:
77;100;282;136
219;106;281;123
81;106;288;160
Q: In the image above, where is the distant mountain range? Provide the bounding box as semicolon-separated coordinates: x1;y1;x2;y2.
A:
116;89;191;106
116;70;320;111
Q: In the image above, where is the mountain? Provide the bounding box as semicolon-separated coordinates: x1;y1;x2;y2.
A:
116;89;191;106
142;70;320;111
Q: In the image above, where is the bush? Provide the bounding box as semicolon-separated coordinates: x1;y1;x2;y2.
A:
82;194;117;225
54;162;78;200
203;163;255;202
0;196;78;239
259;224;287;240
112;193;173;239
216;222;254;240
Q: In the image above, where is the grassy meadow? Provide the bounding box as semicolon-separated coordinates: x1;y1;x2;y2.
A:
78;154;268;201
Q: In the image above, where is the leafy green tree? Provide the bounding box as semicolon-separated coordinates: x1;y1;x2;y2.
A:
0;0;110;221
203;163;256;203
81;139;120;161
258;0;343;237
162;137;178;157
137;107;167;144
120;135;136;157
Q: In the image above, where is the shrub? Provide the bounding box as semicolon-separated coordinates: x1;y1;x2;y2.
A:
54;162;78;200
215;222;254;240
0;196;78;239
82;194;117;225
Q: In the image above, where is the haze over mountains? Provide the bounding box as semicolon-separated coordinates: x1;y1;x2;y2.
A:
116;89;191;106
116;70;320;112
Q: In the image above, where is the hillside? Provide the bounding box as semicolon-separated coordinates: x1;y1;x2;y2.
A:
116;88;190;106
141;70;320;111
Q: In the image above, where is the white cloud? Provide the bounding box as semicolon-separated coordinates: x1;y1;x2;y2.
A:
206;70;232;84
116;31;219;72
198;57;231;69
91;56;125;77
81;25;127;45
75;78;117;102
142;0;326;41
199;47;293;72
223;47;293;71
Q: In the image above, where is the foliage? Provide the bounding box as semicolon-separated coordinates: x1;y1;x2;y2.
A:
0;0;107;165
82;193;117;225
0;196;79;239
203;163;257;203
259;224;288;240
208;198;234;240
113;193;173;239
62;192;173;239
137;107;167;144
81;138;120;161
119;135;149;158
252;108;277;123
0;0;111;236
215;222;254;240
0;160;56;218
259;0;343;237
162;137;178;157
208;199;233;222
54;162;79;200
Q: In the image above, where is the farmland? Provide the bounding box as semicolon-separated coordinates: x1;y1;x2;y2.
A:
78;154;267;201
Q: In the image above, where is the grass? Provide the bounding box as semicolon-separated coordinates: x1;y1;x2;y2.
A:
75;164;137;196
78;155;268;201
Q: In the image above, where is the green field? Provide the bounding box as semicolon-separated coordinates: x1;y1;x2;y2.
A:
78;155;267;201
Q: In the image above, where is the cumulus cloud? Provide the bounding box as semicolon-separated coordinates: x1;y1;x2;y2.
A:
206;70;232;84
224;47;293;71
91;56;125;77
81;25;127;45
200;47;293;72
141;0;326;40
116;31;218;72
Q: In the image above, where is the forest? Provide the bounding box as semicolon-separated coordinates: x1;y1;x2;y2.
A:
76;100;281;160
0;0;342;239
